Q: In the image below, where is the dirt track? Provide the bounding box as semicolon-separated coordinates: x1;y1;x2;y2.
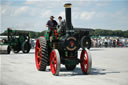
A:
1;48;128;85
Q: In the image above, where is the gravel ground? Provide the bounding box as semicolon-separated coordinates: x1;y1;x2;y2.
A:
0;48;128;85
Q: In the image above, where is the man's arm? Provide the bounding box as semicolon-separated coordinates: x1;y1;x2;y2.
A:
46;21;49;27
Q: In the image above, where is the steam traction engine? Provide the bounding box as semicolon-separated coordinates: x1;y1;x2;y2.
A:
35;3;92;76
0;28;31;54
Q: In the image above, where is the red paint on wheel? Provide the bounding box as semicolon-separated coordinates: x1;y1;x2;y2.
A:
80;50;89;73
35;39;41;70
50;50;57;75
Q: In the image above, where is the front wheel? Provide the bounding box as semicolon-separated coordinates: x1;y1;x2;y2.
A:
22;41;31;53
50;49;60;76
80;48;92;74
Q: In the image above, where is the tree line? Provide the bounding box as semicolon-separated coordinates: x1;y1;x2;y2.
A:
30;29;128;38
90;29;128;38
0;30;46;38
1;29;128;38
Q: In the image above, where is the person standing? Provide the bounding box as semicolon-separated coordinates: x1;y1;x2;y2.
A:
58;16;62;26
46;16;58;36
46;16;58;28
57;16;65;33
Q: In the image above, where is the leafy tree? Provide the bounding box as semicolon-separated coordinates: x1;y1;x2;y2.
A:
1;28;128;38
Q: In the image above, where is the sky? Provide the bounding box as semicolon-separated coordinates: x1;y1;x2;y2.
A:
0;0;128;33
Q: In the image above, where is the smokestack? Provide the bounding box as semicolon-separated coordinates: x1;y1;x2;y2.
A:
64;3;73;32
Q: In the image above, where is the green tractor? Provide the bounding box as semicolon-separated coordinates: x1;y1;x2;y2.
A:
35;3;92;76
0;28;31;54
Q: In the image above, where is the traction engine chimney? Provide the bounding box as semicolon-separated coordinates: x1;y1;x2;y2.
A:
64;3;73;33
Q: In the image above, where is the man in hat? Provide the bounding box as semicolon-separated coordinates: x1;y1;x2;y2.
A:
46;16;58;42
46;16;58;28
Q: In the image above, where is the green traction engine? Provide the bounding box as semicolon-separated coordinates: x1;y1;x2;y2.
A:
0;28;31;54
35;3;92;76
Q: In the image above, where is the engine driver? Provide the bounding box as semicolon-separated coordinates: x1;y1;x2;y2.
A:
46;16;58;41
46;16;58;28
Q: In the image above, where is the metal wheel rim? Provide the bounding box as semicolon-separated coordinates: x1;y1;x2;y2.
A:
80;48;92;74
50;49;60;76
35;39;41;70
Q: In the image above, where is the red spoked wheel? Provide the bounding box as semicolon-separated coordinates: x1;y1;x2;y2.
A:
35;39;41;70
35;37;48;71
80;48;92;74
50;49;60;76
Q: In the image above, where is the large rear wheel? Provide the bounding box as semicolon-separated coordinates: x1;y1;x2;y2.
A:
35;37;48;71
50;49;60;76
80;48;92;74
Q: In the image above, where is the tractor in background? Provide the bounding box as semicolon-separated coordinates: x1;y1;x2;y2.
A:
35;3;92;76
0;28;31;54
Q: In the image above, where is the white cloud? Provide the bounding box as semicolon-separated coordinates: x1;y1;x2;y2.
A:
58;11;65;19
25;0;39;5
26;0;45;1
40;10;52;18
1;5;13;16
80;12;95;20
1;5;9;15
72;12;80;19
57;11;96;21
96;2;107;7
72;11;95;20
1;5;29;16
1;9;7;14
25;0;63;9
14;6;29;16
